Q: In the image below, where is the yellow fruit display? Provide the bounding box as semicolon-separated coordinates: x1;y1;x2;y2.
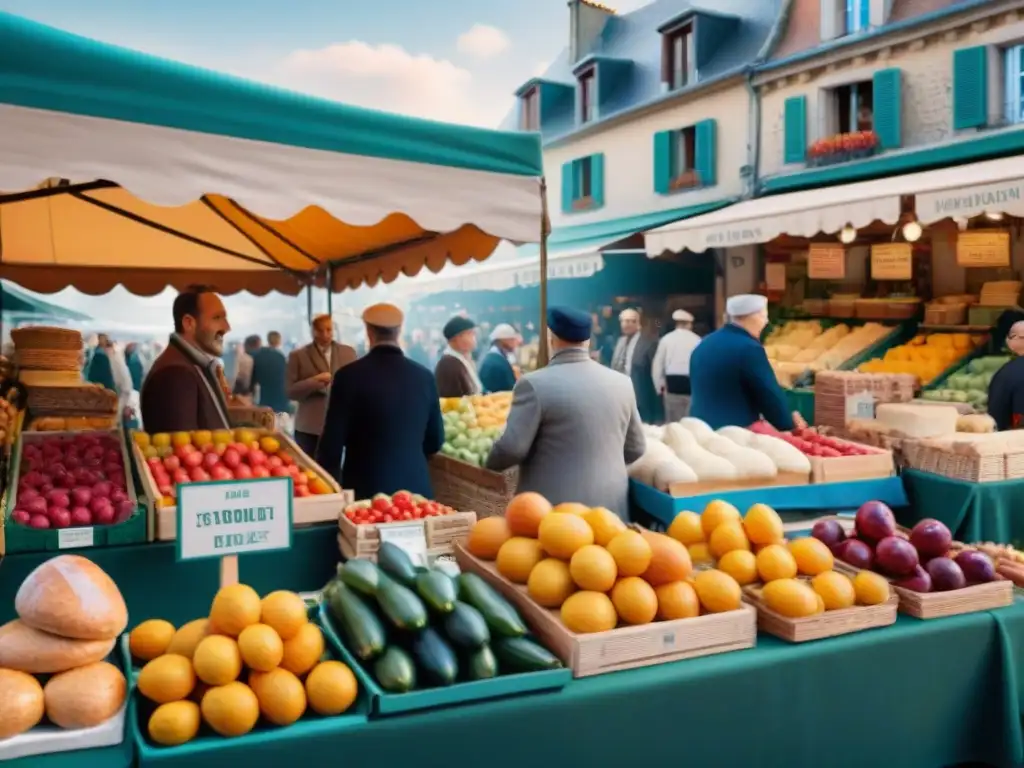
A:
538;513;594;560
466;517;512;560
583;507;627;547
858;333;978;385
569;545;618;592
717;549;758;586
281;623;324;676
138;654;196;704
667;510;704;546
254;668;307;727
528;558;577;608
552;502;590;516
129;619;176;661
260;591;308;641
148;700;201;746
166;619;210;660
496;537;546;583
756;544;798;582
811;571;856;610
200;682;260;738
693;569;742;613
237;623;284;672
305;661;358;716
209;584;262;638
605;530;652;577
610;577;658;625
708;521;750;559
743;504;784;545
853;571;891;606
654;581;700;620
687;542;713;565
701;500;741;536
560;591;618;634
789;537;835;576
761;578;819;618
192;635;243;686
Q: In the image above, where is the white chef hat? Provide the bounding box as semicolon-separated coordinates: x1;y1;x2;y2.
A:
726;294;768;317
671;309;694;322
489;323;519;342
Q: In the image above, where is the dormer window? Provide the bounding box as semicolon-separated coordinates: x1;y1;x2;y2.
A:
845;0;870;35
662;23;695;90
822;0;869;39
579;68;596;123
520;87;539;131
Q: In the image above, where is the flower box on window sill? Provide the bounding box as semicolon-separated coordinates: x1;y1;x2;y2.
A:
571;196;595;211
669;170;701;191
807;131;880;167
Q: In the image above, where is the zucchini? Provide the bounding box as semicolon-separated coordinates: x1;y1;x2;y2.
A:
493;637;562;672
415;570;457;614
324;581;387;661
375;577;428;631
458;573;527;638
444;601;490;649
340;558;381;597
466;644;497;681
378;542;418;587
374;646;417;693
411;628;458;686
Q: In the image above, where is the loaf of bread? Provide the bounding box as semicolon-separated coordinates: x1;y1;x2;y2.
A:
0;620;116;673
44;661;126;730
0;669;45;739
15;555;127;640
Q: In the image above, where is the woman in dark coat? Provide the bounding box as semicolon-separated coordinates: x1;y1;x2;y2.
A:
987;310;1024;430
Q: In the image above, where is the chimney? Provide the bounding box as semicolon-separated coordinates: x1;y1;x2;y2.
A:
568;0;615;65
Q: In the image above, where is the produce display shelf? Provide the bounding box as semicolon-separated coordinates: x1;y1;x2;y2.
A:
923;343;996;391
318;603;571;718
835;321;917;372
919;324;995;332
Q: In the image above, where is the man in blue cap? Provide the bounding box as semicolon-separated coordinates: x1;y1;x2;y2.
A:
435;315;482;398
486;305;646;520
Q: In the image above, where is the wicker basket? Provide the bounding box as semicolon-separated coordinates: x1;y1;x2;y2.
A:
15;348;83;371
26;384;118;416
227;405;276;431
11;326;83;351
428;454;517;519
924;303;966;325
886;301;921;320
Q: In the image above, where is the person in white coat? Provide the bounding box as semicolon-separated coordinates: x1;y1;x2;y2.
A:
652;309;701;422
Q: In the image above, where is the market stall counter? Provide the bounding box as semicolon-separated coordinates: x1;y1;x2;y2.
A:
902;468;1024;547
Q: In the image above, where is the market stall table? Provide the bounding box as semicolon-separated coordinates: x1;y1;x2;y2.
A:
901;469;1024;547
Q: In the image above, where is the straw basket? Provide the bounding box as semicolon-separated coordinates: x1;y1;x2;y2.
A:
228;405;276;431
11;327;83;351
26;384;118;416
428;454;517;519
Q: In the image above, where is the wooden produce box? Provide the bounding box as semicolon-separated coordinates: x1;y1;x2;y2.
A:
669;470;810;498
428;454;517;519
809;437;894;484
454;543;757;678
133;431;352;541
2;428;147;555
338;510;475;560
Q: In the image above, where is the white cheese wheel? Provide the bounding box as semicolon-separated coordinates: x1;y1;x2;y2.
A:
627;440;677;485
44;661;126;730
749;434;812;474
876;403;959;439
663;423;699;458
652;456;698;492
667;426;737;481
15;555;127;641
0;619;116;674
716;426;754;446
703;435;778;480
678;417;716;445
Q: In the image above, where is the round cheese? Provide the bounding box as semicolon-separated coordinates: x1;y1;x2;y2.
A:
876;403;959;439
44;661;126;730
0;619;116;674
16;555;127;641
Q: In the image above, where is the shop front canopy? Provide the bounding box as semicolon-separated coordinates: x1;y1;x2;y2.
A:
1;281;90;321
0;12;543;296
644;155;1024;256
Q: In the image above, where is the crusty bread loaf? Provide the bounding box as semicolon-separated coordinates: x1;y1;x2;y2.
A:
44;661;126;730
15;555;127;640
0;619;115;673
0;669;45;739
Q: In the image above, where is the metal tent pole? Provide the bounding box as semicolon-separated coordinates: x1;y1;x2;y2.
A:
538;177;551;368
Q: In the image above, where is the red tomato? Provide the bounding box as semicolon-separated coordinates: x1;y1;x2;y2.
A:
382;514;393;523
295;485;311;497
372;498;390;513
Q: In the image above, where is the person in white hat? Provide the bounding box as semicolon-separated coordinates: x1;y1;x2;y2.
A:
652;309;701;422
688;294;806;431
478;323;522;393
316;303;445;500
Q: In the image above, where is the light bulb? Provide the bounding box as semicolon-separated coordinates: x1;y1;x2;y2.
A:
839;225;857;244
985;211;1004;221
902;220;922;242
955;217;968;232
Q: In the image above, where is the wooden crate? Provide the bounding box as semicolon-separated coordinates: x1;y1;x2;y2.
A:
454;543;756;678
133;431;352;541
742;581;898;642
337;533;451;563
337;510;475;559
809;438;894;484
428;454;517;519
669;470;810;498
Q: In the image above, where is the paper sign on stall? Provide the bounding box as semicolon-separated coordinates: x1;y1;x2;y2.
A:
956;230;1010;268
765;263;787;291
808;244;846;280
845;391;876;422
870;243;912;281
176;476;293;587
379;522;429;566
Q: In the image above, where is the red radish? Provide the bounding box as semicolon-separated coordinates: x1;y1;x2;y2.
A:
22;497;47;516
92;481;112;499
46;489;70;508
70;507;93;526
93;505;115;525
70;487;92;507
28;514;50;529
114;500;136;523
50;508;72;528
11;509;31;525
90;497;112;516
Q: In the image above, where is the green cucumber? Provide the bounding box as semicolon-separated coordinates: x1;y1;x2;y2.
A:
374;646;417;693
340;558;381;597
493;637;563;672
377;542;418;587
444;601;490;649
375;576;428;631
467;644;497;681
458;573;527;638
324;581;386;661
411;627;458;686
415;570;457;614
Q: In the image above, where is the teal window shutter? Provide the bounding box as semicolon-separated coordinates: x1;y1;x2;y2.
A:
873;68;903;149
653;131;672;194
591;153;605;208
953;46;989;130
560;161;574;213
695;119;717;187
783;96;807;164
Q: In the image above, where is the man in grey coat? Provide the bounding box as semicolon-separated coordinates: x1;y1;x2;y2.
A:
486;305;646;520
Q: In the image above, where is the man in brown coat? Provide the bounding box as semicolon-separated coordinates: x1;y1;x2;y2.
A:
434;315;482;398
141;285;233;434
287;314;357;457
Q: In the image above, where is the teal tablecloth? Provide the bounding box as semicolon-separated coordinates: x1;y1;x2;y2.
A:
901;469;1024;547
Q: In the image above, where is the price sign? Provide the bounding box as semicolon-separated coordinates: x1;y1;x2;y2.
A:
808;244;846;280
870;243;912;281
956;230;1010;268
765;263;787;291
845;391;876;422
58;527;95;550
379;522;429;566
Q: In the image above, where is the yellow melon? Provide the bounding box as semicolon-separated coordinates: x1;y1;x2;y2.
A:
148;700;201;746
253;668;307;726
654;581;700;620
761;578;819;618
717;549;758;586
701;500;741;536
305;661;358;716
200;682;259;737
538;513;594;560
560;591;617;633
583;507;627;547
638;529;693;586
610;577;658;625
605;530;653;577
496;537;546;584
237;624;284;672
667;510;704;546
466;517;512;560
129;619;176;662
260;591;308;641
280;623;324;676
853;571;891;606
708;521;750;559
569;545;618;592
209;584;262;638
742;503;784;545
789;537;834;576
137;654;195;704
505;493;552;537
756;544;798;583
693;569;742;613
165;619;210;660
192;636;242;686
527;558;576;608
811;571;856;611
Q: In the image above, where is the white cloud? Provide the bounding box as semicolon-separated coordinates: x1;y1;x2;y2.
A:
455;24;511;59
532;61;550;77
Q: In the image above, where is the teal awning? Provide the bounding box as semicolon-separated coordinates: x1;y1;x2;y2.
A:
2;282;90;321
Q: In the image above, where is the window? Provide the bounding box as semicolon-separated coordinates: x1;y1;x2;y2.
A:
561;154;605;213
520;87;539;131
1005;45;1024;124
662;24;695;90
579;69;596;123
653;120;716;194
670;127;697;187
574;157;593;204
843;0;869;35
827;80;874;135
